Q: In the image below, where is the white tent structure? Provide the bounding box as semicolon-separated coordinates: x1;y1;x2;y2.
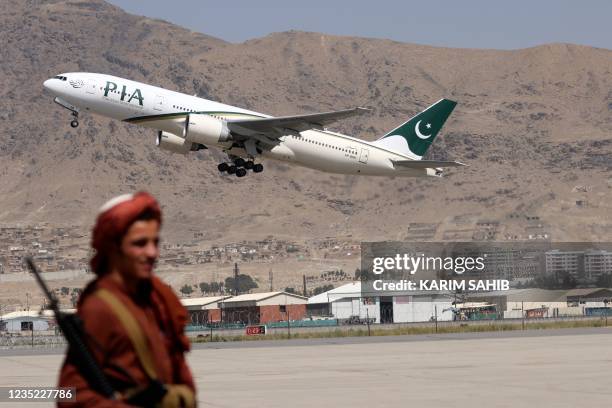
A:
308;282;454;323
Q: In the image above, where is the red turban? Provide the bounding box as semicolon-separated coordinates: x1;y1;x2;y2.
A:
90;191;162;276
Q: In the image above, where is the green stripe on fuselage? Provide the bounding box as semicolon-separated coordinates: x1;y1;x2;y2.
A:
125;111;265;123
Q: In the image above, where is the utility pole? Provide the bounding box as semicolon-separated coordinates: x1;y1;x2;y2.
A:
233;263;239;296
521;301;525;330
435;305;438;333
303;275;307;297
286;300;291;339
269;269;273;292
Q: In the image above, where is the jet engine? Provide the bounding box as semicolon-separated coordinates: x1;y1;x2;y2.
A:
156;131;206;154
183;114;232;145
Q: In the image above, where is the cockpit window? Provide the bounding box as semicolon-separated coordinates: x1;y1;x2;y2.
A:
53;75;67;81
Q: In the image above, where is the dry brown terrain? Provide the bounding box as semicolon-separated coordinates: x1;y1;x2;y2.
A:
0;0;611;308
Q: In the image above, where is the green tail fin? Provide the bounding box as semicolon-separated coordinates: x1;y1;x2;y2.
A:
376;99;456;158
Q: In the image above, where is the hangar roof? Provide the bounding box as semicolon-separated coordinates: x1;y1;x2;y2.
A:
1;309;75;320
308;282;453;304
181;296;231;308
308;282;362;304
468;288;568;302
565;288;612;300
221;291;307;307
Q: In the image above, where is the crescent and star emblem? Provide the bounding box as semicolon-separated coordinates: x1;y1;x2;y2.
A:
414;120;432;139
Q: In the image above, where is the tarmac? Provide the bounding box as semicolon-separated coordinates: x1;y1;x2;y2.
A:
0;327;611;407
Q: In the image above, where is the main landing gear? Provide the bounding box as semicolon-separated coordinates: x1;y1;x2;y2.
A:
218;160;263;177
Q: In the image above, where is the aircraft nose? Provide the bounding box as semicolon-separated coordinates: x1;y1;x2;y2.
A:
43;78;52;91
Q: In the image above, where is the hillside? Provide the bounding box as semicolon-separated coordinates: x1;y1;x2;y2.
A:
0;1;611;256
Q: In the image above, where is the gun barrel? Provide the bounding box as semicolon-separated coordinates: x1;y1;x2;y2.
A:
24;257;116;399
25;257;58;310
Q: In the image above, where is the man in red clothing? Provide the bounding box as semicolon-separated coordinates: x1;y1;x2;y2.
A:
58;192;196;407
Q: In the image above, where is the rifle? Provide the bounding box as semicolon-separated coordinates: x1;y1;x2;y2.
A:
25;257;116;399
26;258;168;406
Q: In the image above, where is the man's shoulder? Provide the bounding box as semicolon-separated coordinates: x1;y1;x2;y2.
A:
76;277;127;319
77;290;116;319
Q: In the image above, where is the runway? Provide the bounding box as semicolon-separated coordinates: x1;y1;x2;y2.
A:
1;328;611;407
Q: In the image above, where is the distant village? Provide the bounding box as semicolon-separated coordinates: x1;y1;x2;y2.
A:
0;225;89;274
2;218;611;289
0;224;360;276
0;214;554;275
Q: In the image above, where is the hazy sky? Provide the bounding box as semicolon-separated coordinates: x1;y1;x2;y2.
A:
105;0;612;50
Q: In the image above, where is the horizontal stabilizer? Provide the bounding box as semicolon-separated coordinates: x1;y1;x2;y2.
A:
392;160;467;169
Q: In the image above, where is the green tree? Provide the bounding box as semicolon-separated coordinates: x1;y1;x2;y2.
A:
210;282;223;294
180;284;194;296
225;274;258;295
313;284;334;296
199;282;210;294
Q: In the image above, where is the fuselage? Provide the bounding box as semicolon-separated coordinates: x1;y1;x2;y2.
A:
43;72;438;177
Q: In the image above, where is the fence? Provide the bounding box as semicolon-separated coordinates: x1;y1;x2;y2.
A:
2;309;609;348
0;333;66;348
184;314;609;340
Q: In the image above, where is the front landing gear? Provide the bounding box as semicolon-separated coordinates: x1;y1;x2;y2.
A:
53;97;80;128
70;112;79;128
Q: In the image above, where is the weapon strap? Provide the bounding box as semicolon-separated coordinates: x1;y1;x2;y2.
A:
95;289;196;408
95;288;159;381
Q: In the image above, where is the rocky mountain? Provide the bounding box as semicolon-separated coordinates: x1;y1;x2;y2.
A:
1;0;611;245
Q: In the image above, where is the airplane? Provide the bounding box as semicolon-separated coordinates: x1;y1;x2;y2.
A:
43;73;465;178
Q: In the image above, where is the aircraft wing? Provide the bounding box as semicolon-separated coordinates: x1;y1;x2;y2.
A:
227;107;370;138
392;160;467;168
